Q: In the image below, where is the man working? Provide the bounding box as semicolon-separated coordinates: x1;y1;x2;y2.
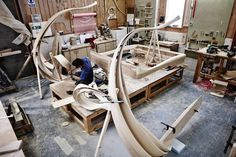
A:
70;57;93;85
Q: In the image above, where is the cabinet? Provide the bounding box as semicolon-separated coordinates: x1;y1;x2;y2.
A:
62;39;117;62
94;39;116;53
62;44;91;63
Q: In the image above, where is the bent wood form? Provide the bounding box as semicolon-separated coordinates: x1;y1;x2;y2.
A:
73;16;203;157
32;2;97;82
91;44;185;79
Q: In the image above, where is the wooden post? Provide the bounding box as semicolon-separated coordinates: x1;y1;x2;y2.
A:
16;55;32;80
218;58;224;77
193;54;203;83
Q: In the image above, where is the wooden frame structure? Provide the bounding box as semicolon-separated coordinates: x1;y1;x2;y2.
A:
50;66;184;133
72;17;203;157
91;44;185;79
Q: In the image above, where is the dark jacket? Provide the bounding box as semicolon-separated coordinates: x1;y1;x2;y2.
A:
76;57;93;85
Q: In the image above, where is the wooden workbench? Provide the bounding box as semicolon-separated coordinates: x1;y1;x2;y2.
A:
50;67;184;133
193;47;236;85
62;39;117;63
159;41;179;52
0;101;24;157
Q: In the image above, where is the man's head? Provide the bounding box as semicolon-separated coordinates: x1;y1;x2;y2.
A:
72;58;84;68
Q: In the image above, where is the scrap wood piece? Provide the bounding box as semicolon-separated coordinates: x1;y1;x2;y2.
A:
226;70;236;78
0;140;22;155
0;50;21;58
210;79;228;98
54;136;73;156
74;135;87;146
54;54;72;70
52;96;75;108
0;48;12;53
10;102;23;122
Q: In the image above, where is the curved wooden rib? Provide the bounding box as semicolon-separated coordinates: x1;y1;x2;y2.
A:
73;16;202;157
32;2;97;82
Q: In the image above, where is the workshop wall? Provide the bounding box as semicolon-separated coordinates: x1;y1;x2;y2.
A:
0;0;35;80
17;0;126;33
226;0;236;38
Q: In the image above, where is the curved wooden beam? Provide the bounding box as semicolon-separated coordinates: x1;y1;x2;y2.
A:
32;2;97;82
73;16;202;157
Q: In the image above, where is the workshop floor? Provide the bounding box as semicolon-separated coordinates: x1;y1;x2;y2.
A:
1;57;235;157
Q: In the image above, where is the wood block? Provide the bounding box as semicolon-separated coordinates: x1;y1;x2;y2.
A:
108;19;118;29
0;140;22;155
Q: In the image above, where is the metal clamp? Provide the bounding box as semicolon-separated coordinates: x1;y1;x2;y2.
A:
161;122;176;134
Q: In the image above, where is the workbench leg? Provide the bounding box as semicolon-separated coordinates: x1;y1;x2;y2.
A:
35;59;43;99
193;55;203;83
218;58;224;77
95;110;111;157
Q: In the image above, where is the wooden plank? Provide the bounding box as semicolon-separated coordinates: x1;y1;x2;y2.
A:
37;0;47;21
42;0;51;20
0;101;25;157
96;0;101;25
0;140;22;155
47;0;54;17
17;1;30;24
0;49;12;53
0;51;21;58
22;0;32;23
52;96;75;108
99;0;105;24
52;0;58;15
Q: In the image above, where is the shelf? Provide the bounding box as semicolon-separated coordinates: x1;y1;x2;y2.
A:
200;72;216;79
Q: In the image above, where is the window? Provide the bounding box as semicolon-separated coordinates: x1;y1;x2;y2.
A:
165;0;186;27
